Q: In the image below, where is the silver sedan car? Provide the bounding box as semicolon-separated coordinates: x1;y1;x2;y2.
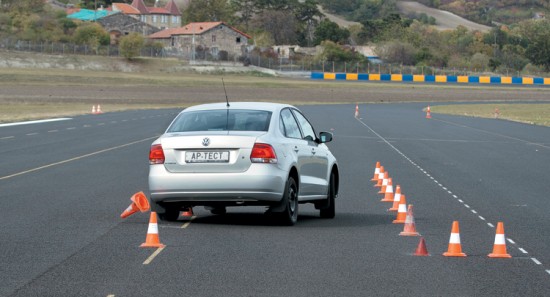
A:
148;102;339;225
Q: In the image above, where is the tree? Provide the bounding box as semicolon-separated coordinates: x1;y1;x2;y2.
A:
252;10;299;45
184;0;234;23
317;40;365;63
230;0;257;31
375;41;417;65
119;32;144;60
519;19;550;71
313;19;350;46
73;22;109;52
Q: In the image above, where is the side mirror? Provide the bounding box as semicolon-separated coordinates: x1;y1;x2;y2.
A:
318;131;333;143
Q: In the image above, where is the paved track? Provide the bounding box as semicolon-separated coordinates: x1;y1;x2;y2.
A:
1;104;549;296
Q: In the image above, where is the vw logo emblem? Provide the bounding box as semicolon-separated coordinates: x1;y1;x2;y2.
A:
202;138;210;147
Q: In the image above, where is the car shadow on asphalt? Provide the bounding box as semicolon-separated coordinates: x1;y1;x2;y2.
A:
180;212;392;228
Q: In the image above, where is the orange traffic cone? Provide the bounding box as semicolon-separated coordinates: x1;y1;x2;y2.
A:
374;166;385;186
378;176;390;194
375;171;388;189
381;178;394;202
488;222;511;258
426;105;432;119
370;162;381;182
92;105;96;114
389;185;401;212
120;191;150;218
400;205;420;236
97;105;102;114
392;194;407;224
140;212;165;248
443;221;466;257
414;237;430;256
355;104;359;118
181;207;194;217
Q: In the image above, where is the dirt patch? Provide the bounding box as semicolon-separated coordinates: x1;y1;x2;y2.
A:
397;1;491;32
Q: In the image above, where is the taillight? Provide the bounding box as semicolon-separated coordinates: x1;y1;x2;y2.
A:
149;144;165;164
250;143;277;164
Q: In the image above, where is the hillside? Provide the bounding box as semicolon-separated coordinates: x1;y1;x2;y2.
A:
397;1;491;31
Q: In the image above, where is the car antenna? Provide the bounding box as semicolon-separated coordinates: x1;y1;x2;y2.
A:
222;78;230;107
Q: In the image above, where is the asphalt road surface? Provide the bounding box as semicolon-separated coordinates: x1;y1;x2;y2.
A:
1;104;549;296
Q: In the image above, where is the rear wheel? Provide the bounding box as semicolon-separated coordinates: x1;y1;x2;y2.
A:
320;173;336;219
279;176;298;226
158;207;180;221
210;207;227;215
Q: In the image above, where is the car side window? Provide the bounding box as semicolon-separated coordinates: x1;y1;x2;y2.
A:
280;109;302;139
292;110;316;142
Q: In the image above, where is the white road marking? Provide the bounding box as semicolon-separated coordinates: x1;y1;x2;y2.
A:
519;248;528;254
26;133;38;136
546;270;550;276
66;127;76;130
0;136;158;181
487;223;494;228
0;118;72;127
464;204;470;208
48;130;58;133
98;123;105;126
479;216;485;221
458;199;463;203
0;136;14;140
453;195;458;199
531;258;542;265
507;238;516;245
143;247;165;265
471;210;477;214
181;217;196;229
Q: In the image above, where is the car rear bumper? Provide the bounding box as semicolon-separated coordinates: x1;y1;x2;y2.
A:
148;164;286;204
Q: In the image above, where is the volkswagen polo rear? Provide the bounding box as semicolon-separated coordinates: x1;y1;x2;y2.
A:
148;103;290;219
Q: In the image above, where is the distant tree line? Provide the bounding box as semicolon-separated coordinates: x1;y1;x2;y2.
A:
1;0;549;71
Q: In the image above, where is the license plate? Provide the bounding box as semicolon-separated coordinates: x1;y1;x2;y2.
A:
185;151;229;163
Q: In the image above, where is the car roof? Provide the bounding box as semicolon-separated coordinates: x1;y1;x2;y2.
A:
182;102;295;113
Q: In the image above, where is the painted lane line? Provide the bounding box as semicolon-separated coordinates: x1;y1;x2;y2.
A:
442;187;447;190
479;216;486;221
83;125;91;128
471;210;477;214
26;133;38;136
1;136;15;140
453;195;458;199
458;199;463;203
66;127;76;130
487;223;495;228
143;246;165;265
0;136;158;181
507;238;516;245
519;248;528;254
98;123;105;126
531;258;542;265
546;270;550;276
107;295;115;297
0;118;72;127
447;191;453;194
181;216;196;229
464;204;470;208
48;130;58;133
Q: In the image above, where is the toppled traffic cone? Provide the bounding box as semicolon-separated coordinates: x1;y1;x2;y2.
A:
381;178;394;202
355;104;359;118
400;205;420;236
181;207;194;217
392;194;407;224
389;185;402;212
443;221;466;257
140;212;165;248
426;105;432;119
370;162;381;182
414;237;430;256
120;191;150;218
488;222;511;258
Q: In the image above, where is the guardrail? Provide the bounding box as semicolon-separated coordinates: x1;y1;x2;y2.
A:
311;72;550;86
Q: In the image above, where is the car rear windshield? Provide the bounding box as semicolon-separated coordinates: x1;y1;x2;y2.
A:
167;109;272;132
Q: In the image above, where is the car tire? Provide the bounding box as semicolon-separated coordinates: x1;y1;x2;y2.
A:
279;176;299;226
320;173;336;219
210;207;227;215
158;207;180;221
